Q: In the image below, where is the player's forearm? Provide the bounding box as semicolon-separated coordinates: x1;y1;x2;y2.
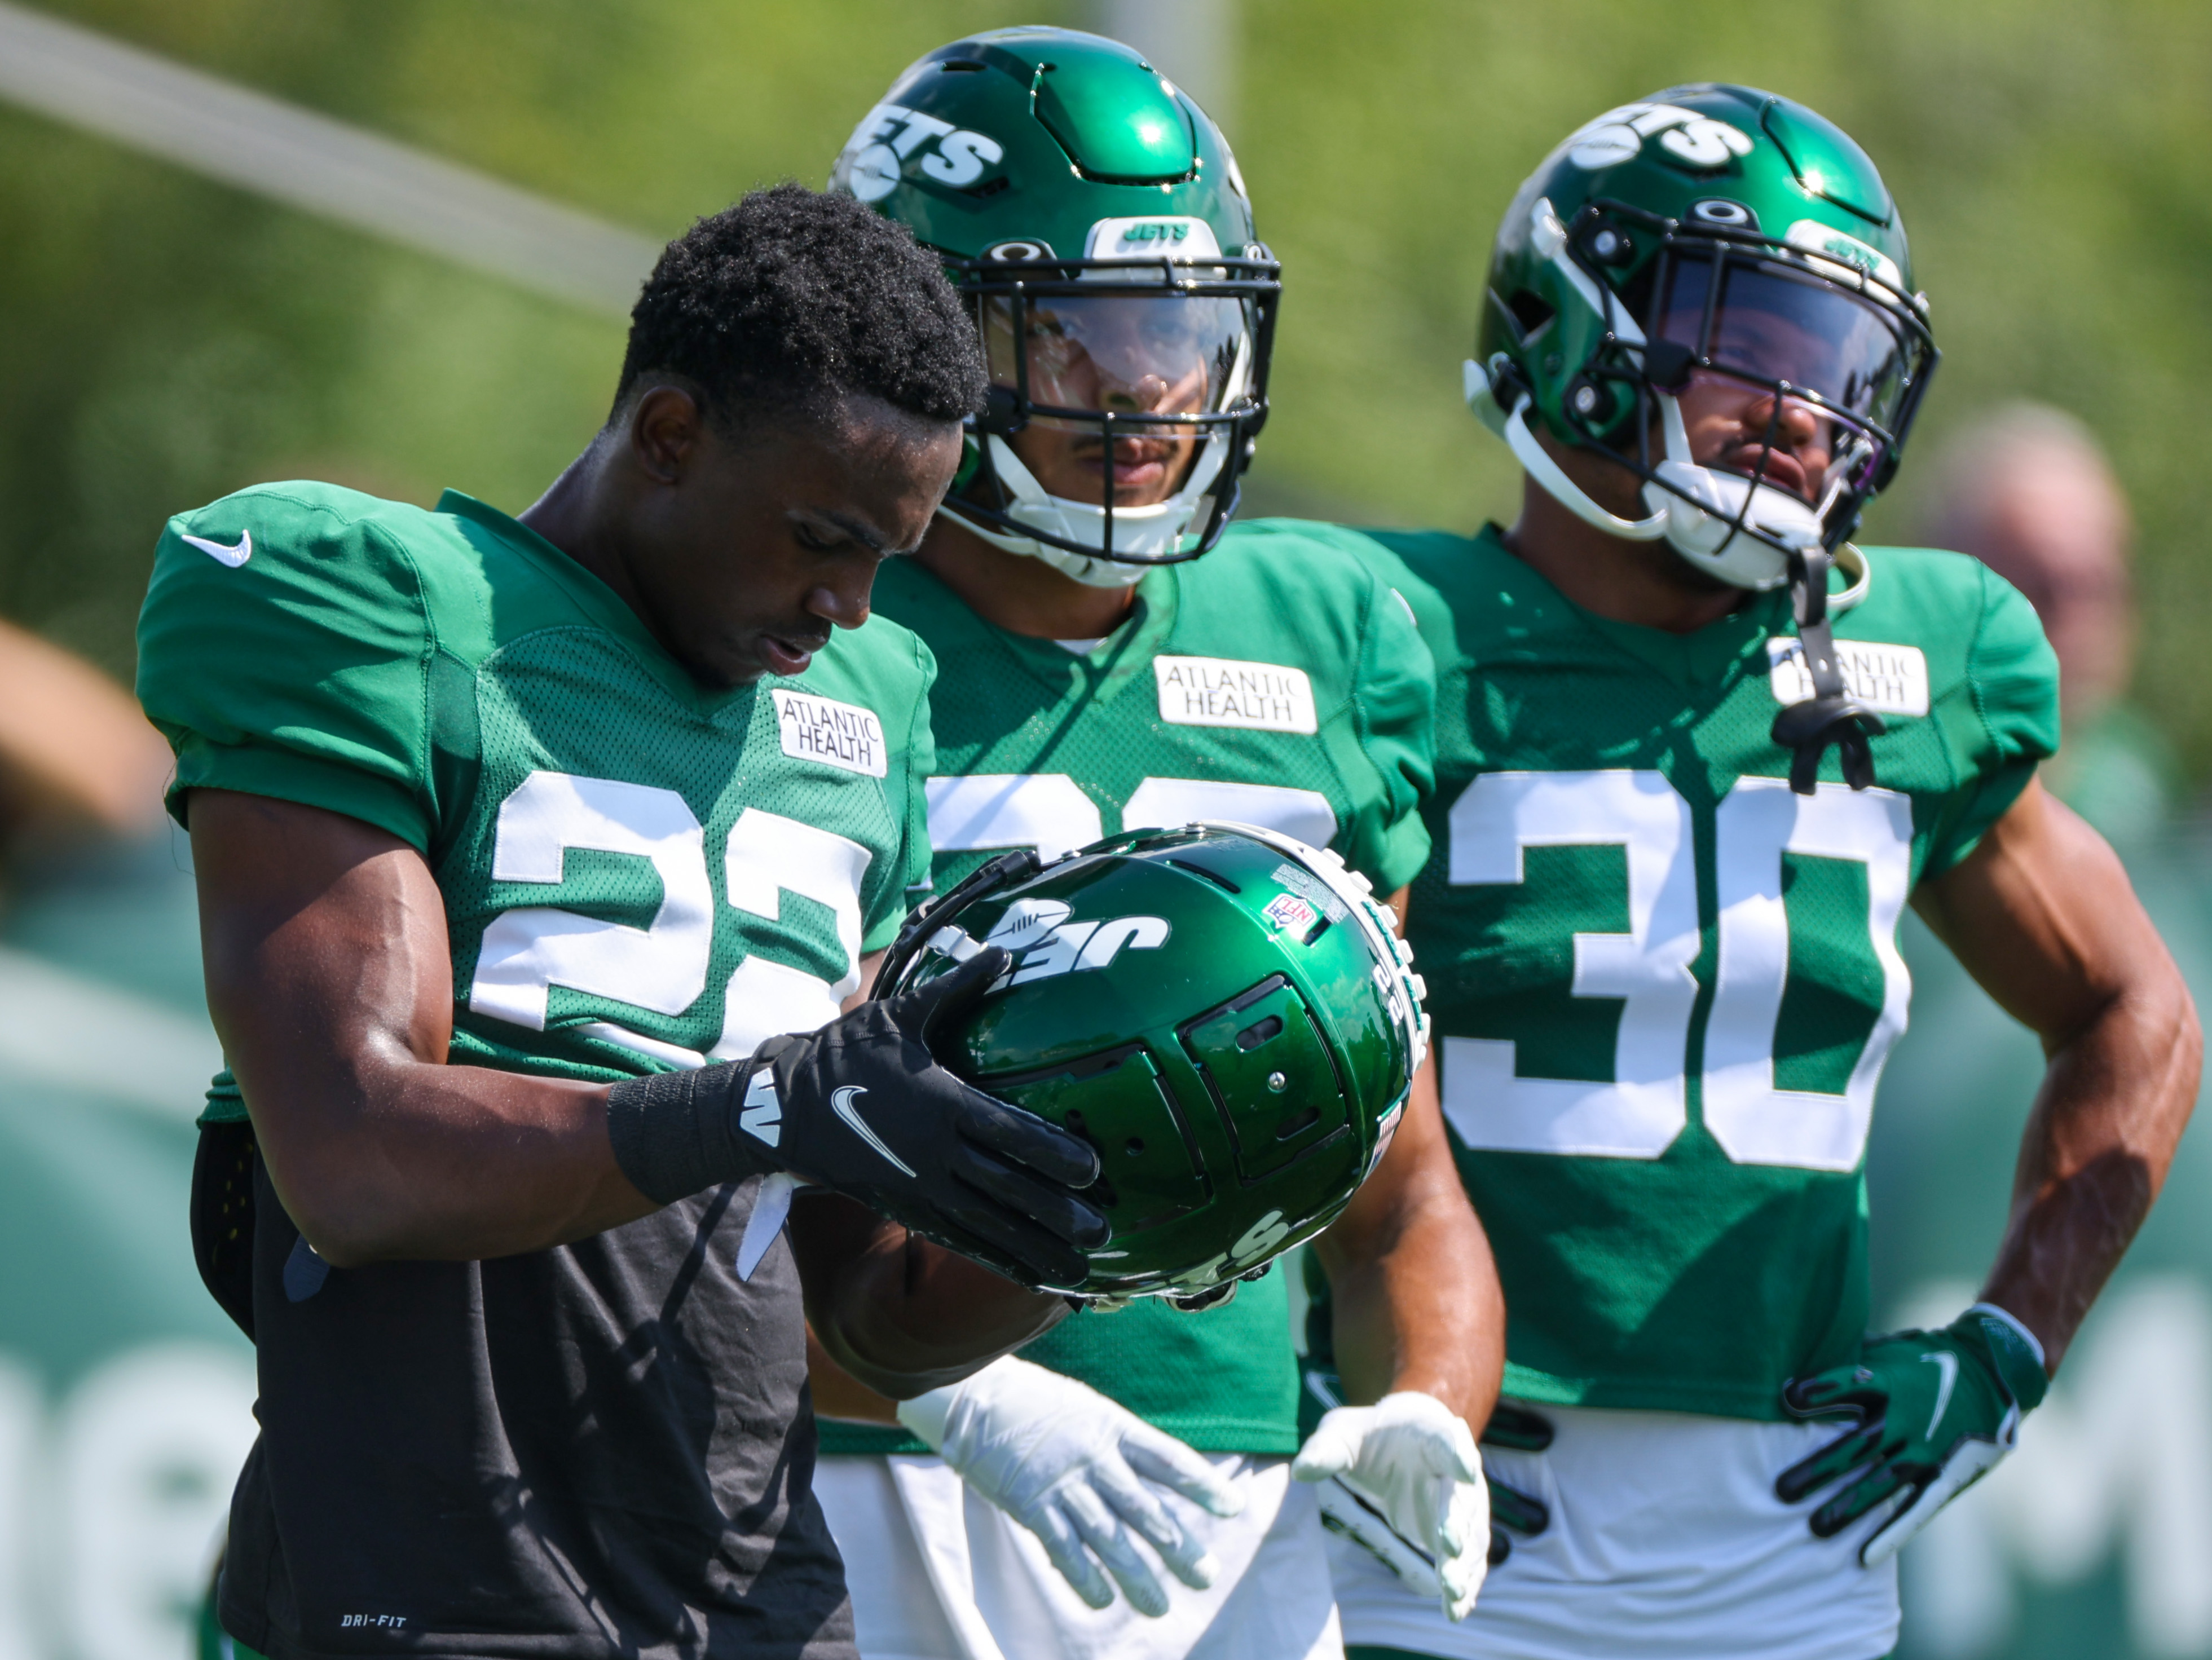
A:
1323;1195;1502;1421
1315;1061;1503;1421
1982;970;2199;1370
192;788;660;1265
244;1057;654;1267
1916;785;2203;1371
791;1194;1071;1398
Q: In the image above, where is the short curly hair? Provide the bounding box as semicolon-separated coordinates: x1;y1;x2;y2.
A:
614;183;985;434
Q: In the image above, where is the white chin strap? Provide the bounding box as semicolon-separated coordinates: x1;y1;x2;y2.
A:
1465;356;1832;595
940;427;1233;589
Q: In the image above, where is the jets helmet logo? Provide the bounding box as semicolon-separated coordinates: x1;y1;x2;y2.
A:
838;102;1004;200
1563;103;1755;171
981;898;1171;987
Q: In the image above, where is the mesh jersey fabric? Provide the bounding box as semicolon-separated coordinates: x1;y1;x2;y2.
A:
141;485;935;1120
819;529;1438;1457
1300;520;2057;1421
136;480;937;1659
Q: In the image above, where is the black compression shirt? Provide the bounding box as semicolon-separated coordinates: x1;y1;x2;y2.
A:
218;1155;854;1660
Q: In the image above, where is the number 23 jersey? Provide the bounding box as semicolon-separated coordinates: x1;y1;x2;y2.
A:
1365;524;2059;1420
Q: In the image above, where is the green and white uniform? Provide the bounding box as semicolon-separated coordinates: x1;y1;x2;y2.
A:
812;537;1435;1660
1270;520;2058;1660
140;482;936;1659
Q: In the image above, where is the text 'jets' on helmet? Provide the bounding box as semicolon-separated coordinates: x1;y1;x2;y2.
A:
1466;86;1938;791
830;28;1279;586
874;824;1427;1308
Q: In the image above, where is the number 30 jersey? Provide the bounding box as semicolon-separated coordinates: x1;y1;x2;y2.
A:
136;482;932;1658
1355;523;2058;1421
822;534;1437;1458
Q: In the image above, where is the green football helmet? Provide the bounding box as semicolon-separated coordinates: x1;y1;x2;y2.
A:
875;823;1427;1306
1468;85;1936;584
829;28;1279;587
1466;86;1938;791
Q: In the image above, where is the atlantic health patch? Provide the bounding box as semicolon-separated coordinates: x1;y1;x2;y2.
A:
1154;655;1317;734
773;688;889;776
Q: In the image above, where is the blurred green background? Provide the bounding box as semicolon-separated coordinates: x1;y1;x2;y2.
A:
1;8;2210;1658
6;0;2210;775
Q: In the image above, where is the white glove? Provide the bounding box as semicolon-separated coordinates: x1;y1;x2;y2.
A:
1292;1390;1489;1621
898;1355;1245;1617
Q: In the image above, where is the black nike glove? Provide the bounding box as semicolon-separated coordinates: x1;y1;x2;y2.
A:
606;946;1107;1289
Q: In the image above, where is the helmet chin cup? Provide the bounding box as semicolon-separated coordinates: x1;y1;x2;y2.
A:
1640;392;1818;590
941;429;1234;589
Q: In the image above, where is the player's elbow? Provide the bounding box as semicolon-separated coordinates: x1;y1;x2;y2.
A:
2145;973;2202;1125
2110;939;2200;1088
259;1143;413;1269
284;1195;396;1270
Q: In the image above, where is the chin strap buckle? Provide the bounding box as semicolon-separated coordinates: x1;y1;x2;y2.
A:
1770;546;1885;795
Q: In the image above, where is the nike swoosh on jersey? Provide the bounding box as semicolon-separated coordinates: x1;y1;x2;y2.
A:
831;1085;915;1177
1921;1350;1959;1439
181;529;252;567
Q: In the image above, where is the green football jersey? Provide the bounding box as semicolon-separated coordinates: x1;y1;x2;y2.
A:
1327;522;2057;1421
138;482;935;1102
819;529;1438;1455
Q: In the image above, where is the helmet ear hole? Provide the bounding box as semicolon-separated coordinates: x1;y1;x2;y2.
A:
1506;291;1556;345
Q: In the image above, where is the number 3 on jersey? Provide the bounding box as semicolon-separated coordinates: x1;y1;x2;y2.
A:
1443;769;1911;1172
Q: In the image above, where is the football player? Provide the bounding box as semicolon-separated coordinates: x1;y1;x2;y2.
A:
1241;87;2200;1659
142;187;1112;1660
803;28;1504;1660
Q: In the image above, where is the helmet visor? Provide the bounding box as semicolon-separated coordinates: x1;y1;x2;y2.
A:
1653;254;1918;434
983;292;1254;432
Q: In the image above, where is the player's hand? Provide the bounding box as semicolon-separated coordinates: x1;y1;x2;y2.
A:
1479;1401;1554;1562
1776;1303;2048;1564
898;1354;1244;1617
1302;1368;1546;1584
607;947;1106;1289
1293;1390;1488;1621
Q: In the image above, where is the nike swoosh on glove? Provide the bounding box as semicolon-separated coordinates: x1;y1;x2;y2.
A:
1293;1390;1489;1620
1777;1302;2048;1564
900;1355;1244;1617
606;947;1106;1289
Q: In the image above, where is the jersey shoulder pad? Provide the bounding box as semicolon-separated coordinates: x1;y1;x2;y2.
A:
1201;516;1444;648
138;483;457;848
1853;544;2060;765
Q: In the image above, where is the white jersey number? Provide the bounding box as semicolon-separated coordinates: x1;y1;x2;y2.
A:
1443;770;1699;1159
925;773;1339;857
1440;769;1911;1171
468;771;872;1069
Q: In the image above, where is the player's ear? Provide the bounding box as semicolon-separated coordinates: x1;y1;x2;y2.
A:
627;383;710;485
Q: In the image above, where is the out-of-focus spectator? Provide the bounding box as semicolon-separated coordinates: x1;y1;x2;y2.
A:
1922;403;2178;844
0;615;170;845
